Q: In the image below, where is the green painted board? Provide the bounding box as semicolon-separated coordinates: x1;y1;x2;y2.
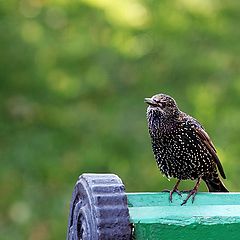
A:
127;192;240;240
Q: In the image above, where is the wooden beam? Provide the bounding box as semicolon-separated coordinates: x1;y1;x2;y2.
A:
127;192;240;240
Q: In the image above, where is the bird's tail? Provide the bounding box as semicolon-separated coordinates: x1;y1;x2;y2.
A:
203;173;229;192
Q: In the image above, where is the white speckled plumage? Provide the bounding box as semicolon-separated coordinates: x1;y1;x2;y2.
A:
145;93;228;195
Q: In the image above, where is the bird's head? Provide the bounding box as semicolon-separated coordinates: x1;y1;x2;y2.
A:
144;93;180;117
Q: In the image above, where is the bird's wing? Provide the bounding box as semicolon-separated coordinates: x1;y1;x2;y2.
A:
185;116;226;179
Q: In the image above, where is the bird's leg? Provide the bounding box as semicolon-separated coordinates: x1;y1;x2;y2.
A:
162;179;182;202
181;177;202;206
170;179;182;202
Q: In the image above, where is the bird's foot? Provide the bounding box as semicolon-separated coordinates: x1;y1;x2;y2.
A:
181;189;197;206
162;188;182;202
170;188;182;202
181;177;202;206
162;179;182;202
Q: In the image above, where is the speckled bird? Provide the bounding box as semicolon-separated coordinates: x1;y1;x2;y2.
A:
145;93;228;205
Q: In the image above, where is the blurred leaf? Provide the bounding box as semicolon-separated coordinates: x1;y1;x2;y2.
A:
1;0;240;239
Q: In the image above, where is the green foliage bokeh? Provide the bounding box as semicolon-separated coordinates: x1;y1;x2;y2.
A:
1;0;240;239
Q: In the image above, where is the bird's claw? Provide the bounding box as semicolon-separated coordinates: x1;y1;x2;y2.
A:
170;189;182;202
181;189;197;206
181;177;201;205
162;188;182;202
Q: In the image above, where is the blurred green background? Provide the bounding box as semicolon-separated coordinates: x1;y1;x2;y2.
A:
1;0;240;239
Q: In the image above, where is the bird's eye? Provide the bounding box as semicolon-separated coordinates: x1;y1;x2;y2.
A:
153;98;160;103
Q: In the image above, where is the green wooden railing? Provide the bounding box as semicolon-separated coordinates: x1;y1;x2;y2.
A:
67;174;240;240
128;192;240;240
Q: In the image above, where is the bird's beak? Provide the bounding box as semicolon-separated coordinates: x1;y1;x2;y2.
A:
144;98;158;106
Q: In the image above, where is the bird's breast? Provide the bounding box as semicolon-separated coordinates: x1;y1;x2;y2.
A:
151;127;213;180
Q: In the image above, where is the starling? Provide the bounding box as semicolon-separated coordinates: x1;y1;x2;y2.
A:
145;93;228;205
